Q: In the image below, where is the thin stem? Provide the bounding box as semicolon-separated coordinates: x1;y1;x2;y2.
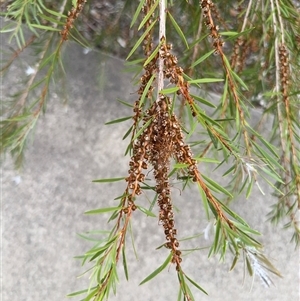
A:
274;0;285;44
157;0;166;99
189;13;203;76
240;0;254;32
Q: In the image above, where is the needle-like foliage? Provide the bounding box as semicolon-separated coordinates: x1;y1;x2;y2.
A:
1;0;299;300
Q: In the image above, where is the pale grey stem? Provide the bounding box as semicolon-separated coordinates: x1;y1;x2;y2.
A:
241;0;254;32
274;0;286;44
270;0;285;152
157;0;166;101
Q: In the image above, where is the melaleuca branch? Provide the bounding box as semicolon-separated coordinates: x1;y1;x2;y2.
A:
269;0;300;242
200;0;252;156
2;0;299;299
0;35;36;73
1;0;73;167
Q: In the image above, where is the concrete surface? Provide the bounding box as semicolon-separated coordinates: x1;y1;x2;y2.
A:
1;24;299;301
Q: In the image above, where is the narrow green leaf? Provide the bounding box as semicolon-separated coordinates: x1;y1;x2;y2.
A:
194;157;220;163
31;24;60;31
246;177;254;199
188;78;224;84
253;251;282;277
129;220;139;260
235;227;262;247
137;205;156;217
225;28;254;40
0;24;17;33
138;0;158;30
123;126;133;140
213;218;221;253
173;163;189;169
42;6;66;18
201;174;233;198
143;43;160;67
190;49;214;68
86;236;118;257
148;194;158;212
232;221;261;236
207;127;218;148
177;287;183;301
126;19;157;60
108;210;121;223
66;286;98;297
185;274;208;295
89;246;110;261
124;142;132;156
198;184;210;219
182;73;201;89
85;207;122;215
76;233;103;242
92;177;125;183
229;254;239;271
188;33;209;49
221;77;228;106
167;11;189;49
122;245;129;281
179;233;203;242
130;0;146;28
139;73;156;107
218;201;249;226
252;141;283;171
37;15;64;26
198;112;221;127
3;113;32;122
117;98;133;107
252;131;280;159
105;116;132;125
81;286;99;301
245;255;253;276
160;86;180;94
177;270;195;301
132;117;153;141
258;173;285;196
124;58;145;66
139;253;172;285
219;31;239;36
231;71;248;90
190;93;216;108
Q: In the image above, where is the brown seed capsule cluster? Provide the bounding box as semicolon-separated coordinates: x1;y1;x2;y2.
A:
161;43;181;84
160;41;197;116
151;96;182;268
231;37;260;73
123;0;160;215
124;112;152;213
279;44;290;101
200;0;224;55
137;0;158;106
124;3;203;269
231;37;243;70
128;92;191;267
60;0;87;41
141;0;156;57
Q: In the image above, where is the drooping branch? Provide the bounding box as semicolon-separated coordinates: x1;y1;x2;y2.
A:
157;0;166;97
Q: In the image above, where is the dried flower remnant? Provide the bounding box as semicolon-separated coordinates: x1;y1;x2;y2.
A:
244;246;282;288
131;94;184;269
279;44;290;102
160;41;197;116
200;0;224;55
60;0;87;41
